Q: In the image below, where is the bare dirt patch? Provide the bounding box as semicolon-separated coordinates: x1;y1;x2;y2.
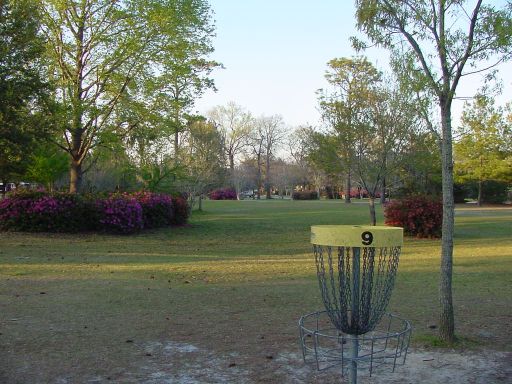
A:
113;342;512;383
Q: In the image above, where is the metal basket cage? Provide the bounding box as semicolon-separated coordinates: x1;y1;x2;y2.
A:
299;310;412;376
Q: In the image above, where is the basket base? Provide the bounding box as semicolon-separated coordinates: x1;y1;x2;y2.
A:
298;310;412;376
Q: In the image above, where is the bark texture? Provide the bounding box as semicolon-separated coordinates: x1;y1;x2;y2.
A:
439;100;455;343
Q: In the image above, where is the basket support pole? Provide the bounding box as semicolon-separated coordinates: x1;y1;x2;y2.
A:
348;247;361;384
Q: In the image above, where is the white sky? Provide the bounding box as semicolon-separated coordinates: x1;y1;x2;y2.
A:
195;0;512;129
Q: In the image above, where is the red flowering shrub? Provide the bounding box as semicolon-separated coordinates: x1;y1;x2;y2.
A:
384;196;443;238
345;188;381;199
292;191;318;200
350;188;366;198
171;196;189;225
209;188;237;200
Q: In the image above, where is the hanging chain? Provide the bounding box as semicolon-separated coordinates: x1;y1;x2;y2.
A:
314;244;401;335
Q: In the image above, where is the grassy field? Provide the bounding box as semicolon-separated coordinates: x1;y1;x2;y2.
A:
1;199;511;382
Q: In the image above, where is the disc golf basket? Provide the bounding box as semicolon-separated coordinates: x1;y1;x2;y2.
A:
299;225;412;383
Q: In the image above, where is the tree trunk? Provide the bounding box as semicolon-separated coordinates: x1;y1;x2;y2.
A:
380;177;386;204
368;196;376;226
229;153;235;189
477;156;483;206
198;194;203;211
256;153;262;200
439;100;455;343
265;155;271;199
345;170;351;203
69;159;82;193
477;179;483;206
174;130;179;159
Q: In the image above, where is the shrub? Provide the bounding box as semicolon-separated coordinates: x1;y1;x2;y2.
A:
209;188;237;200
171;195;189;225
481;180;509;204
350;188;366;198
96;194;143;234
0;191;188;234
345;188;379;199
292;190;318;200
132;191;173;228
0;190;94;232
384;195;443;238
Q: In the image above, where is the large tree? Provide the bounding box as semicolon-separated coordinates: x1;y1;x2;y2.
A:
306;130;344;196
208;102;253;192
288;126;315;189
0;0;50;185
355;0;512;342
318;58;415;224
353;83;416;224
126;0;220;158
247;120;265;199
41;0;216;193
180;117;225;210
455;95;512;205
258;115;286;199
318;57;381;203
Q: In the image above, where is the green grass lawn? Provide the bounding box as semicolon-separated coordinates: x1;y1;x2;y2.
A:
1;199;511;382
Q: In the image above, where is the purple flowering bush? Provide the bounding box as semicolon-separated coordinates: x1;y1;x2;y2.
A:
96;194;143;234
0;191;94;232
209;188;237;200
0;190;188;234
132;191;173;229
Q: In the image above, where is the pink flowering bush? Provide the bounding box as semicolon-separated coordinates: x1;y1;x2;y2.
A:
384;195;443;238
96;194;143;234
208;188;237;200
0;191;94;232
0;191;189;234
131;191;173;228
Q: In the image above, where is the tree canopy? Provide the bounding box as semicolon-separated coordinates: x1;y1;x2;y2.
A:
0;0;51;183
355;0;512;343
40;0;217;192
455;95;512;205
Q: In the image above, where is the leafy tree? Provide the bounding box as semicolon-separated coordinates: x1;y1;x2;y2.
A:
258;115;286;199
355;0;512;342
119;105;180;193
246;120;265;199
82;141;139;193
41;0;216;193
236;158;259;196
288;126;315;189
353;83;416;224
26;144;68;191
305;130;344;195
270;158;301;198
208;102;253;193
0;0;50;184
180;117;225;210
455;95;512;205
399;131;442;196
125;0;220;158
318;57;381;203
318;58;415;224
